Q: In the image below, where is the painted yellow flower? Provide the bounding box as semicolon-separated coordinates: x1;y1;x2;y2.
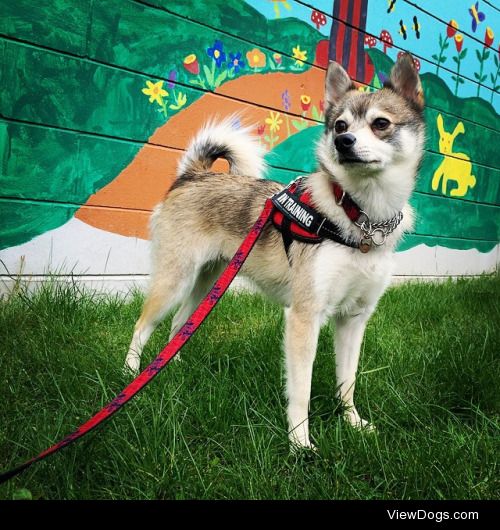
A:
273;0;291;18
300;94;311;111
292;45;307;66
142;80;168;106
169;91;187;111
246;48;267;68
265;111;283;133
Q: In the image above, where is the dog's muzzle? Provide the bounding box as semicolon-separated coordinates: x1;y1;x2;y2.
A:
334;133;357;154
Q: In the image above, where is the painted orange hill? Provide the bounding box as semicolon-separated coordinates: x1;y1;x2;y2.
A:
75;68;325;239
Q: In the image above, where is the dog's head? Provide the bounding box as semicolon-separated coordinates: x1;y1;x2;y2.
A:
318;53;425;185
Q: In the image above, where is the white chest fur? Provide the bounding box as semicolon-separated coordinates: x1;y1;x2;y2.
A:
313;241;395;322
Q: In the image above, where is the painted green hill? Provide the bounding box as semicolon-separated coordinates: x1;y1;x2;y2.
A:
0;0;323;250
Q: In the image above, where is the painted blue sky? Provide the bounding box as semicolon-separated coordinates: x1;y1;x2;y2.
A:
366;0;499;106
246;0;499;110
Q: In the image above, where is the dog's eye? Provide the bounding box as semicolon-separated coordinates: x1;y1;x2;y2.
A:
335;120;348;133
372;118;391;131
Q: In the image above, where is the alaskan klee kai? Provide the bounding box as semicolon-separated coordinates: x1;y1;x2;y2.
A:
125;53;425;449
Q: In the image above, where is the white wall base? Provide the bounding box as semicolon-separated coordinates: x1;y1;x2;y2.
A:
0;217;497;298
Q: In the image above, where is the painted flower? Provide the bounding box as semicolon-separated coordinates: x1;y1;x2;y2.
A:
228;52;245;74
273;52;282;65
454;33;463;52
207;40;226;67
265;111;283;133
447;19;459;38
183;54;200;75
169;91;187;110
484;27;494;47
256;124;265;136
300;94;311;111
273;0;291;18
246;48;266;68
281;89;291;111
292;45;307;66
319;99;325;113
141;80;168;106
167;69;177;89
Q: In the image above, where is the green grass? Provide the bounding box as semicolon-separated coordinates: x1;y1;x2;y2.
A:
0;276;499;500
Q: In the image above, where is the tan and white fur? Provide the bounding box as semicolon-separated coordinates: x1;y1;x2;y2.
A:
125;54;426;449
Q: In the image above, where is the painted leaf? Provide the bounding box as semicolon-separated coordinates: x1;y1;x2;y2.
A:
214;69;228;87
203;64;214;86
291;119;308;131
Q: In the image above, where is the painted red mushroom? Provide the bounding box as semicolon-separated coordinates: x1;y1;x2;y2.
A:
379;30;393;54
364;34;377;48
397;51;421;71
311;10;327;30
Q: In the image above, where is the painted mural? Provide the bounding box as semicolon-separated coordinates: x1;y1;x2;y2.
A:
0;0;499;287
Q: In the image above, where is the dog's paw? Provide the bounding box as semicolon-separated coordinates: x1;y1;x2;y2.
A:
123;355;140;376
289;436;318;454
344;409;376;432
353;418;376;432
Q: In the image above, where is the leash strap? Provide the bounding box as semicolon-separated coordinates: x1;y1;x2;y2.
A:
0;199;275;485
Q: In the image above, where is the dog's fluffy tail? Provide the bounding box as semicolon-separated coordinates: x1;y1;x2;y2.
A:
176;115;266;178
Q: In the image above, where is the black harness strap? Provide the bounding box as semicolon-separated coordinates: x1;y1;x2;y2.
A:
271;178;358;253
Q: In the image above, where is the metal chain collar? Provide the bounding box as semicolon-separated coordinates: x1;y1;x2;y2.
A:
354;210;404;250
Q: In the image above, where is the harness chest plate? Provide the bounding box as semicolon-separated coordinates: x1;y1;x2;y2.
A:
271;179;358;252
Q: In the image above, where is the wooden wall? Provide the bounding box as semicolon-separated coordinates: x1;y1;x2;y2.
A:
1;0;499;292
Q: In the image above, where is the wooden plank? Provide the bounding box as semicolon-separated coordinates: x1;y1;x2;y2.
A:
424;107;500;170
399;234;498;253
411;191;499;241
0;0;91;55
0;40;320;143
403;0;500;53
366;47;499;132
136;0;327;67
419;152;500;205
0;197;78;250
1;40;167;141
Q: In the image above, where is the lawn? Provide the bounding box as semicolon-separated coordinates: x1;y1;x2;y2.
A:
0;276;498;500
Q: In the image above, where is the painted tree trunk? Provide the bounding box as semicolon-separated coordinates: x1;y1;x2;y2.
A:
329;0;372;83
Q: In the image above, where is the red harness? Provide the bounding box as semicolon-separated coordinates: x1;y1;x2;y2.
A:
271;178;362;251
271;178;403;254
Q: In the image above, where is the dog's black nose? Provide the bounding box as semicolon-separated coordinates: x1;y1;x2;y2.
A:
334;133;357;153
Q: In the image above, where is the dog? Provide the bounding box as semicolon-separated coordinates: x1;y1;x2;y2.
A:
125;53;425;449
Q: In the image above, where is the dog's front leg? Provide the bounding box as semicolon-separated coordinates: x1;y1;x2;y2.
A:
334;311;375;430
284;307;320;449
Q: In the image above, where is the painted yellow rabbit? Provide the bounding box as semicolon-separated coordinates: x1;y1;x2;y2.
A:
432;114;476;197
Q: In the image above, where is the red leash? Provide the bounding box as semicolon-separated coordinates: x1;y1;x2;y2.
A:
0;199;274;484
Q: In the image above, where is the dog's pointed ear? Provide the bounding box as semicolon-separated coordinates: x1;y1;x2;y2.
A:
389;53;424;110
325;61;355;107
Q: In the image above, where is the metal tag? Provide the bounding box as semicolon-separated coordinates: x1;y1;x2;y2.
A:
359;238;372;253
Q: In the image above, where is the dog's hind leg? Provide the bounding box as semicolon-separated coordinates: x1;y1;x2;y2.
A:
124;265;199;374
168;261;226;353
